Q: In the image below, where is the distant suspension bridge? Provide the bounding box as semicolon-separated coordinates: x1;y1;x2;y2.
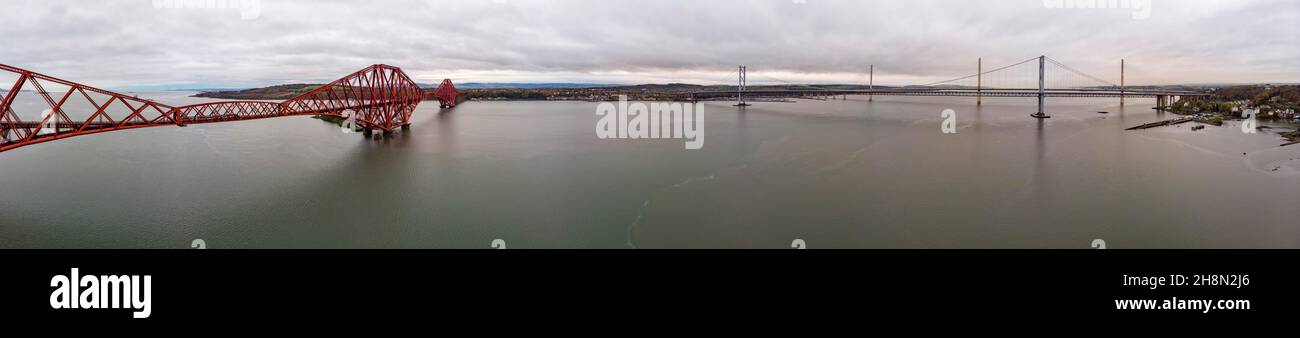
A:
681;55;1209;118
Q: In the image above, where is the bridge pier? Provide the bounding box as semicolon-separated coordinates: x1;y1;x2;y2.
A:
360;127;395;139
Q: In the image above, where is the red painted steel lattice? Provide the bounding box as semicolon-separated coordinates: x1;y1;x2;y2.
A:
0;64;453;153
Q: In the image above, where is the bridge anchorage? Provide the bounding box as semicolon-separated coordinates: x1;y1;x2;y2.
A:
684;55;1208;117
0;64;459;153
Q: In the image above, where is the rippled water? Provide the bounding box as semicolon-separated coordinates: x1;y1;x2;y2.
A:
0;92;1296;248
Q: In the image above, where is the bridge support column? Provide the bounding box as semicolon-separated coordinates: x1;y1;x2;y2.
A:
977;58;982;106
1032;56;1050;119
734;66;750;107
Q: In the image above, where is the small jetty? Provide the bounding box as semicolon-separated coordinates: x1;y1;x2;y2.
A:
1126;117;1193;130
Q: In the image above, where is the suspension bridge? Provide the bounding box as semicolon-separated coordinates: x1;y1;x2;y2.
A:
682;55;1209;118
0;64;460;153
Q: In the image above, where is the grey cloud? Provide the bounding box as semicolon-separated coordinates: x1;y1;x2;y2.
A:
0;0;1295;87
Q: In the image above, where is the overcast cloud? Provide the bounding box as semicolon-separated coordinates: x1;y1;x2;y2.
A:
1;0;1296;87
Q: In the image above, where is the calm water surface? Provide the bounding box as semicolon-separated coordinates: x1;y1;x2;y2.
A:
1;92;1296;248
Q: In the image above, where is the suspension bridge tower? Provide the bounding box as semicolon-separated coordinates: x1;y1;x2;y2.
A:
734;66;750;107
1031;55;1051;119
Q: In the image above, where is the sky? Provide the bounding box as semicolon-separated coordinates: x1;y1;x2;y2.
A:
1;0;1297;88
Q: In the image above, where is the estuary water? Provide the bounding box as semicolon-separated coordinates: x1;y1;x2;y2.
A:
0;92;1296;248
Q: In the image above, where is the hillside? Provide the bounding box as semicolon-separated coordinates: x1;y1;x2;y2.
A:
1214;85;1300;106
194;84;321;100
454;83;621;89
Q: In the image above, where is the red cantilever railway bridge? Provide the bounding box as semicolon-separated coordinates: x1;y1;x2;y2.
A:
0;64;458;153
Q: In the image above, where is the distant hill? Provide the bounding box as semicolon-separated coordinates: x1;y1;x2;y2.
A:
596;83;901;91
448;83;623;89
194;84;321;100
607;83;707;91
108;84;251;92
162;87;252;92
